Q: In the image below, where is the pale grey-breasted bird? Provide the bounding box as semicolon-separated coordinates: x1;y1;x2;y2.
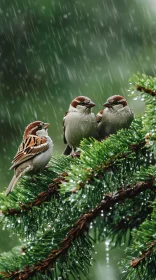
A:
63;96;97;156
96;95;134;140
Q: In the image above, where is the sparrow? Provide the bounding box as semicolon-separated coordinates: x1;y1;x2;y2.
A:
96;95;134;140
6;121;53;196
63;96;97;156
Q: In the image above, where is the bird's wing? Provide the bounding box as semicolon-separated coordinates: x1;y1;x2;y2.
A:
63;145;72;155
96;110;103;123
63;111;69;144
10;135;49;170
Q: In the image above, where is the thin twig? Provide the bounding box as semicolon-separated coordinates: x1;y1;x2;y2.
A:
131;240;156;268
136;85;156;96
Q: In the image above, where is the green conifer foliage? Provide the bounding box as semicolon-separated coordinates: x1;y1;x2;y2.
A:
0;74;155;279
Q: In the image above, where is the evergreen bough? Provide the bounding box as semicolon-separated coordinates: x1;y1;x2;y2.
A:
0;73;155;279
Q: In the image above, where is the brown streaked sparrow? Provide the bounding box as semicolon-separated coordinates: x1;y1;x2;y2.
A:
63;96;97;156
6;121;53;196
97;95;134;140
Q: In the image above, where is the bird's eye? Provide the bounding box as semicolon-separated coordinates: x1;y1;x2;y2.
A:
38;125;42;130
80;101;89;106
80;102;86;106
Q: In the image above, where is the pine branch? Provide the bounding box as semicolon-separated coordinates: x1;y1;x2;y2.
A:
0;73;155;280
136;85;156;96
0;118;154;239
1;179;154;280
3;172;67;216
0;117;147;238
73;139;146;192
130;73;156;97
0;156;73;215
2;134;146;217
121;199;156;280
113;203;153;232
131;240;156;268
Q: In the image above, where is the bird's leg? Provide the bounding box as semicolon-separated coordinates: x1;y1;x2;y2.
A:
71;147;77;158
71;147;80;158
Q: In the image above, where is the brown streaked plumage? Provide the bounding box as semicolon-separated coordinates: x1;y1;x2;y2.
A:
10;136;49;170
24;121;44;137
96;110;103;124
6;121;53;196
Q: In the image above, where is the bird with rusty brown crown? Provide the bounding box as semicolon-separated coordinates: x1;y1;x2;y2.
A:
6;121;53;196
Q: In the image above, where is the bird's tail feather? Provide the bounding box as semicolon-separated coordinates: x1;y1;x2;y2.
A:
5;174;22;196
6;165;32;196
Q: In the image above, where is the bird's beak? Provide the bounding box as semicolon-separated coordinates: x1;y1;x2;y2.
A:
103;102;112;108
44;123;50;129
87;101;96;108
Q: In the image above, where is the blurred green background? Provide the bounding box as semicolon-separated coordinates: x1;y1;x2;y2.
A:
0;0;156;278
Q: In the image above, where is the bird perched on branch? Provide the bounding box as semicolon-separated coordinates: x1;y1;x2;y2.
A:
96;95;134;140
63;96;97;156
6;121;53;196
